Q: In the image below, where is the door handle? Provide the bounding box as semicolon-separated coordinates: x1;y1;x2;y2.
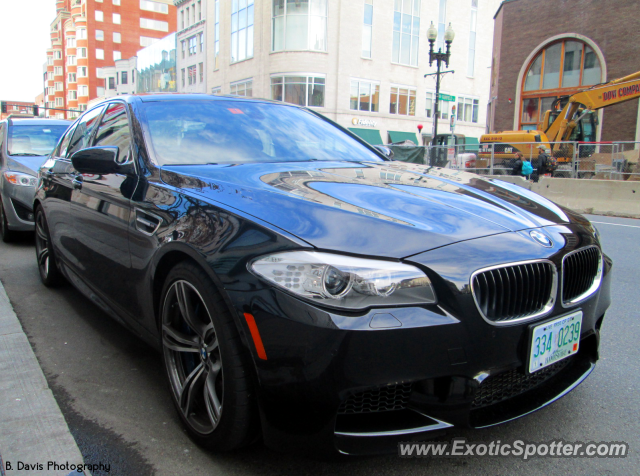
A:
72;176;83;190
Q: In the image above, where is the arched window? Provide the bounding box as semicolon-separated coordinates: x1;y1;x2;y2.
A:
519;39;602;130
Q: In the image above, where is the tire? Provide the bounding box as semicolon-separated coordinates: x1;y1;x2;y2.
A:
34;206;65;287
0;198;17;243
160;261;258;451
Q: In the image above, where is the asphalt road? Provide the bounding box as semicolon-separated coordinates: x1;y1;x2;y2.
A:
1;213;638;475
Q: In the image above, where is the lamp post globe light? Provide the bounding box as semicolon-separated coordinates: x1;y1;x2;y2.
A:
425;22;455;166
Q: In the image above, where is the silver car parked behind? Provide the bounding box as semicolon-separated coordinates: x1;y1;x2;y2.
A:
0;116;70;241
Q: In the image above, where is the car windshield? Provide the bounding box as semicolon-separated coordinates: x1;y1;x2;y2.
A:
142;100;384;166
7;124;69;156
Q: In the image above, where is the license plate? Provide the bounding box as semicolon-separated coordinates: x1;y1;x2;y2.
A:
528;311;582;374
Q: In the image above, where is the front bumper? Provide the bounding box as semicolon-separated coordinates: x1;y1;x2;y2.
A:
225;224;612;455
1;182;36;231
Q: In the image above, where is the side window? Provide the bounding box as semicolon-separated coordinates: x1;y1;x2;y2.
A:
54;123;78;159
67;105;106;157
93;102;132;163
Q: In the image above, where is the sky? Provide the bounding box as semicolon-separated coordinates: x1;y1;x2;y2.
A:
0;0;58;102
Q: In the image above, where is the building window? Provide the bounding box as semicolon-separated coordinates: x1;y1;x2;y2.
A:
186;7;190;25
392;0;420;66
140;0;169;14
121;71;128;84
68;73;76;83
189;36;197;55
214;0;220;69
140;18;169;31
68;90;77;100
78;67;87;77
67;56;76;65
230;79;253;97
200;33;204;52
181;68;185;87
271;75;325;107
95;10;104;21
78;47;87;58
55;82;63;91
188;65;197;85
520;39;602;130
96;30;104;41
113;13;121;24
389;86;416;116
47;57;54;65
113;0;120;5
199;63;204;83
55;97;64;106
181;41;186;58
362;0;373;58
54;66;63;75
350;79;379;112
79;85;88;96
212;86;222;94
113;32;121;43
77;29;87;39
132;69;135;83
457;96;479;123
67;37;76;48
108;77;115;89
96;49;104;60
114;51;121;61
468;0;477;77
54;50;62;59
272;0;327;52
425;91;450;120
181;9;185;29
140;36;157;47
231;0;254;63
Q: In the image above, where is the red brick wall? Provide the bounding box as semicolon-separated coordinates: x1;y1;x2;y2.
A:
491;0;640;141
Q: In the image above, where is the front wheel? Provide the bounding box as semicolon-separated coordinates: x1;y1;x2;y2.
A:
160;261;258;451
34;206;65;287
0;198;16;243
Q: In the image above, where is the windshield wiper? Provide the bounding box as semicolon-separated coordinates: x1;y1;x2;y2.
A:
9;152;42;157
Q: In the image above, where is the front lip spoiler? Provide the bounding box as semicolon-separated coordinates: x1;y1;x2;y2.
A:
473;362;595;429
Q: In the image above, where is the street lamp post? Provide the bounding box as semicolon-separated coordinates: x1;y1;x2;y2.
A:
425;22;455;166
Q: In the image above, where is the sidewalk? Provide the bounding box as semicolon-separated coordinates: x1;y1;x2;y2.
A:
0;280;88;476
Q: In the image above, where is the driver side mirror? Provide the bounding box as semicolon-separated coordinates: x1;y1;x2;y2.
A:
374;145;394;160
71;146;134;175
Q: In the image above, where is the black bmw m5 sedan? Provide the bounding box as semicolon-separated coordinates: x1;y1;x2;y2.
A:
34;94;611;455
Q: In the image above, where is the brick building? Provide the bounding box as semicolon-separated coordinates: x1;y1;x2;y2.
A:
44;0;177;119
489;0;640;142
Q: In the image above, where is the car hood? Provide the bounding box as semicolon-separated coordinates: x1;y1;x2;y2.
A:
7;155;48;175
161;161;584;259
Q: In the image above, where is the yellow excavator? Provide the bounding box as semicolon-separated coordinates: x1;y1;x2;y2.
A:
479;70;640;170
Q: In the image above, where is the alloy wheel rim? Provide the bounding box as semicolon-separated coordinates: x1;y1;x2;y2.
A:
35;213;50;276
162;280;223;434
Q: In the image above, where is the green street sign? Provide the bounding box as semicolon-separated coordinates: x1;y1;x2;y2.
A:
438;93;456;102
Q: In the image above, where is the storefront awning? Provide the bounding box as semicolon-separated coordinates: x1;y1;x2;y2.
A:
348;127;383;145
388;130;419;145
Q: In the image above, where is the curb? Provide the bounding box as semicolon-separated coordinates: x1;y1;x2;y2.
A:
0;279;90;476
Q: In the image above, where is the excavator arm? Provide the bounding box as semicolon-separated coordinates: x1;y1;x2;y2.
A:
546;70;640;144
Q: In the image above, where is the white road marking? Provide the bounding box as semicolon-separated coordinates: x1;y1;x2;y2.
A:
590;221;640;229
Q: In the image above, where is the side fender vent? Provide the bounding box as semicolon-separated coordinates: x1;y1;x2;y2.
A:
135;208;162;236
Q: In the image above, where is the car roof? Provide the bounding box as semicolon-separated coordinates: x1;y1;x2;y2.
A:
110;93;299;108
5;118;71;126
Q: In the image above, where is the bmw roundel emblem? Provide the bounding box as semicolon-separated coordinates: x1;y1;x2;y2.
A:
530;230;553;247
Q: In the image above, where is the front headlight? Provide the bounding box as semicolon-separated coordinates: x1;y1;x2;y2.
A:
250;251;436;310
4;172;37;187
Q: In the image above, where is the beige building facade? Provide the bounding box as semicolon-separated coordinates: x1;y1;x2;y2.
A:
206;0;499;144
